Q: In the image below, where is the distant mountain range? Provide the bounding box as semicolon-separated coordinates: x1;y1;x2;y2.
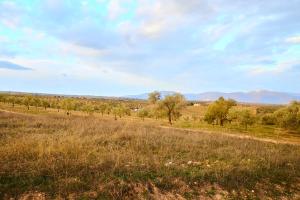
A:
1;90;299;105
124;90;300;104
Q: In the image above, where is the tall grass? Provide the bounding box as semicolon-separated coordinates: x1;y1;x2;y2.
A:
0;111;300;199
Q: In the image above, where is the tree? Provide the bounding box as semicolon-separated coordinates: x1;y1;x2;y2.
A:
158;93;186;125
148;91;161;104
51;98;61;112
260;113;276;125
237;110;256;130
0;94;6;103
8;96;16;107
23;96;33;110
204;97;237;126
82;103;94;115
33;97;41;109
98;103;107;116
152;106;165;120
274;101;300;132
112;105;120;120
61;98;74;115
137;109;149;121
41;99;50;110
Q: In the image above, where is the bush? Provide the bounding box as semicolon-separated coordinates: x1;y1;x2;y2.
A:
204;97;237;126
274;101;300;132
260;113;276;125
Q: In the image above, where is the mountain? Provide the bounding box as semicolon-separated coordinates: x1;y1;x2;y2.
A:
124;90;300;104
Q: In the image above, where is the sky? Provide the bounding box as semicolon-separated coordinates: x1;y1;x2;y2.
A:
0;0;300;96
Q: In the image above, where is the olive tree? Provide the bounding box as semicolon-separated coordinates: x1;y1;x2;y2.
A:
204;97;237;126
148;91;161;104
98;103;108;116
42;99;50;110
61;98;74;115
274;101;300;132
237;110;256;130
158;93;186;125
23;96;33;110
137;109;149;121
8;96;16;107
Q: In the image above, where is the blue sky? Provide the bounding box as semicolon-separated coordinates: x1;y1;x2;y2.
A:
0;0;300;96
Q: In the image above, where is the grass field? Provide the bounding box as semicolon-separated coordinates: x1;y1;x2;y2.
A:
1;107;300;199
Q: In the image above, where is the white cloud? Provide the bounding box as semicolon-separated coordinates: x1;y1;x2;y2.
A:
0;56;174;90
58;41;109;57
107;0;125;20
0;1;22;28
285;36;300;44
135;0;214;39
247;60;300;75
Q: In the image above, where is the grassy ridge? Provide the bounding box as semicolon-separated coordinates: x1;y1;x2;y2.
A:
1;111;300;199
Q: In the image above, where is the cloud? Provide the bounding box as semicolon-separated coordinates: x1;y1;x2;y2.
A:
286;36;300;44
135;0;215;38
0;60;32;70
1;0;300;94
0;1;22;28
247;60;300;75
107;0;126;20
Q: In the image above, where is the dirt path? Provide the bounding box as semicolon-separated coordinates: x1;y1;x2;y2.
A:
159;126;300;146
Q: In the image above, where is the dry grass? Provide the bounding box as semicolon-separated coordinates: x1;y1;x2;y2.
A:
0;111;300;199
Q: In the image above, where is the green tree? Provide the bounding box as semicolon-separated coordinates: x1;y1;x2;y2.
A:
137;109;149;121
204;97;237;126
158;93;186;125
23;96;33;110
274;101;300;132
148;91;161;104
237;110;256;130
8;96;16;107
51;98;61;112
98;103;107;116
0;94;5;103
33;97;41;109
61;98;74;115
82;103;94;115
41;99;50;110
151;105;165;120
112;106;120;120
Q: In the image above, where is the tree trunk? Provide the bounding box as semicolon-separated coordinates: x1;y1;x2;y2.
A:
168;112;172;125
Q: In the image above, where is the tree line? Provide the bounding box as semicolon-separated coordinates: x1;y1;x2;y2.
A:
203;97;300;132
0;92;299;133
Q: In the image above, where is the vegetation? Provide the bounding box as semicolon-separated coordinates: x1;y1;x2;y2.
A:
148;91;161;104
274;101;300;132
204;97;237;126
156;93;186;125
0;93;300;135
0;111;299;199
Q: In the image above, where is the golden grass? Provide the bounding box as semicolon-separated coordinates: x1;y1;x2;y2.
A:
1;110;300;199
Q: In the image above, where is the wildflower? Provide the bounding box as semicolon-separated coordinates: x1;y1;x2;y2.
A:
164;161;173;167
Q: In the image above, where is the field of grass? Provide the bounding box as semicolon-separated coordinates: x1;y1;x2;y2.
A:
1;109;300;199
